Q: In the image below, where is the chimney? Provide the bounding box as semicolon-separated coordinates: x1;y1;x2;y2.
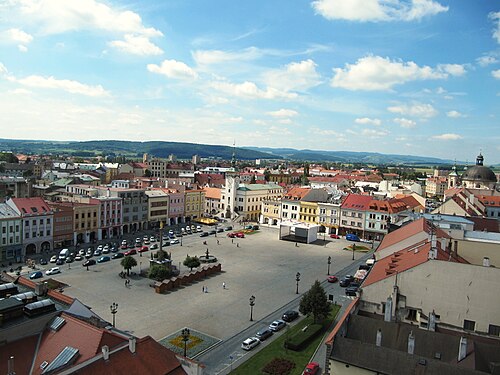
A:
7;356;14;375
428;311;436;332
458;337;467;361
384;296;393;322
129;337;136;354
376;329;382;347
454;240;458;256
408;331;415;355
483;257;490;267
102;345;109;361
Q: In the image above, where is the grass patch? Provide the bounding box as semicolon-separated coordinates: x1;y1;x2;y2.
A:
231;304;340;375
343;244;370;252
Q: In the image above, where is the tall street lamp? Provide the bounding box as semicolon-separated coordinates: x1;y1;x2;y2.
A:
249;295;256;321
110;302;118;327
295;272;301;294
352;243;356;261
181;328;190;357
327;256;331;275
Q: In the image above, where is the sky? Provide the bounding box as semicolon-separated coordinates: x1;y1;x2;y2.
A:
0;0;499;163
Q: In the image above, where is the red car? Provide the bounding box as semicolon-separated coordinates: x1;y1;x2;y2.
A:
303;362;320;375
330;234;340;239
236;232;245;238
120;244;128;250
124;249;137;256
327;275;338;283
227;233;236;238
138;246;149;253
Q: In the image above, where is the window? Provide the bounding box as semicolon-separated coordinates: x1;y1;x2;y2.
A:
463;320;476;331
488;324;500;336
47;218;51;224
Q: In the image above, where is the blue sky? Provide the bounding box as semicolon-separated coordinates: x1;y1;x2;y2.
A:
0;0;499;163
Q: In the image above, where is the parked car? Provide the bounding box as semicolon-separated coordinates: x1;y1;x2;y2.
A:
236;232;245;238
121;239;128;246
269;320;286;332
227;232;236;238
78;249;86;256
255;328;273;341
74;255;83;261
120;244;128;250
200;232;209;237
196;226;202;232
245;225;253;230
143;239;150;245
112;252;125;259
102;246;110;254
97;256;111;263
110;246;118;253
345;286;359;296
241;337;260;351
138;246;149;253
83;259;96;267
339;275;354;287
327;275;338;283
150;243;159;250
208;230;217;235
252;225;259;230
162;241;171;247
50;255;58;263
39;258;48;265
329;234;340;239
65;257;74;263
85;251;93;259
303;362;320;375
150;236;156;242
346;233;360;242
93;249;102;256
55;258;65;266
30;271;43;279
124;249;137;256
170;239;180;244
282;310;299;322
46;267;61;275
224;226;232;231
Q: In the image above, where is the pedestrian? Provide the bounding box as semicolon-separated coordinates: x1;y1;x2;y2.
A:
237;243;239;248
125;279;127;287
205;286;208;293
295;242;298;247
231;238;234;244
222;282;226;289
217;240;220;245
202;285;205;293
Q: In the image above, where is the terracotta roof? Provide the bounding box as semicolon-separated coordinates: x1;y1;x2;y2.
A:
341;194;373;210
444;187;464;197
0;334;39;375
283;187;311;200
308;176;348;183
81;336;187;375
477;195;500;207
10;197;52;216
468;217;500;233
396;195;424;211
367;199;408;214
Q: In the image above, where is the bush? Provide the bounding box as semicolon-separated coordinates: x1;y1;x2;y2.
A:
262;358;295;375
148;264;172;281
284;323;322;351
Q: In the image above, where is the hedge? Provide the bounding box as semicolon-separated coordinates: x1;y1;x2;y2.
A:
284;323;322;351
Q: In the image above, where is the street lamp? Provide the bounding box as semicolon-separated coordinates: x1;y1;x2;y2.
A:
249;295;256;321
139;261;142;274
181;328;190;357
327;256;331;275
110;302;118;327
295;272;301;294
352;243;356;260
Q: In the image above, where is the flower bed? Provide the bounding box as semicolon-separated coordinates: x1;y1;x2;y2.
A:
262;358;296;375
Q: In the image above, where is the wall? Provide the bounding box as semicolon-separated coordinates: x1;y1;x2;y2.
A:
329;361;375;375
455;239;500;266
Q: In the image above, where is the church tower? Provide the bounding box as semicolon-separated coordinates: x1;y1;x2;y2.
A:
448;163;459;189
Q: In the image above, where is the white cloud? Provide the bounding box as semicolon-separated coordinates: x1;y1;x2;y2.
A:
267;109;299;118
361;128;389;137
311;0;447;22
3;28;33;44
263;59;321;92
437;64;467;76
492;69;500;79
14;74;110;97
109;34;163;56
0;62;7;74
18;44;28;52
431;133;463;140
192;47;261;65
210;80;297;100
393;117;416;128
355;117;381;126
147;59;198;80
489;11;500;44
388;102;438;118
476;55;498;67
331;56;457;91
446;110;465;118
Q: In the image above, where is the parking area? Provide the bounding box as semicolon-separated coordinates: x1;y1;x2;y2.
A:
21;226;361;341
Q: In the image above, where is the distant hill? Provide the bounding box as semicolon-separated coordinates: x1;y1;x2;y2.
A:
0;138;456;165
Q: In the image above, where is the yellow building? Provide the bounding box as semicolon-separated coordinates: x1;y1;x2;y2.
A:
261;200;281;226
145;189;170;228
299;201;319;224
184;188;205;222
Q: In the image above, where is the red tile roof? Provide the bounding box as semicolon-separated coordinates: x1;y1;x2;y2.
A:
396;195;424;212
283;187;311;200
367;199;408;214
341;194;373;210
203;187;221;200
477;195;500;207
10;197;52;216
0;335;39;375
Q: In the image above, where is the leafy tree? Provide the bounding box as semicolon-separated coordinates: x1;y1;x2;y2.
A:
183;255;201;271
144;169;152;177
148;264;172;281
250;175;256;184
299;280;331;323
263;169;271;182
121;255;137;276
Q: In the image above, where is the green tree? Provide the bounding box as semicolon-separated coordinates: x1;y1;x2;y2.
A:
183;255;201;271
263;169;271;182
148;264;172;281
144;169;152;177
121;255;137;276
299;280;331;323
250;175;256;184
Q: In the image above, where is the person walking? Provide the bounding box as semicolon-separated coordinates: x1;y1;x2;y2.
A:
222;282;226;289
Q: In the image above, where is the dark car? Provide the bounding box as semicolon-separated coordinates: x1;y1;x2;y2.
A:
216;227;224;233
83;259;96;267
255;328;273;341
97;256;111;263
359;264;371;271
200;232;209;237
252;225;259;230
339;275;354;287
282;310;299;322
225;226;233;231
55;258;65;266
112;252;125;259
208;230;217;235
345;286;359;296
39;259;48;265
349;281;361;289
29;271;43;279
65;257;74;263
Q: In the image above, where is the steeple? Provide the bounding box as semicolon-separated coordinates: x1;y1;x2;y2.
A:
476;152;484;166
231;140;237;170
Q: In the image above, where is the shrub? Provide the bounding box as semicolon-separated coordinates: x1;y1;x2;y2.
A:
262;358;295;375
284;323;323;351
148;264;172;281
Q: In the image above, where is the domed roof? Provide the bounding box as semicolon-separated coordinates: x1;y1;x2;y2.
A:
461;153;497;183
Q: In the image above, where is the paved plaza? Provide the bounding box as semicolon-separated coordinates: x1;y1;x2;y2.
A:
43;227;362;341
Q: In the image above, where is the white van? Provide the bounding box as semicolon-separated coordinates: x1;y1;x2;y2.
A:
59;248;70;260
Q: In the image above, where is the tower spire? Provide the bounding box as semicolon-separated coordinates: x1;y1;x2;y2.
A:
231;140;237;170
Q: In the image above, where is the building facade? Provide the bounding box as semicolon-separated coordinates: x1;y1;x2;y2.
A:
0;203;22;262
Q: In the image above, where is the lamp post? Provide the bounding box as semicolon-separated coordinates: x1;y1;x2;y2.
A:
295;272;301;294
181;328;190;357
249;295;255;321
327;256;331;275
352;243;356;260
110;302;118;327
139;261;142;274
